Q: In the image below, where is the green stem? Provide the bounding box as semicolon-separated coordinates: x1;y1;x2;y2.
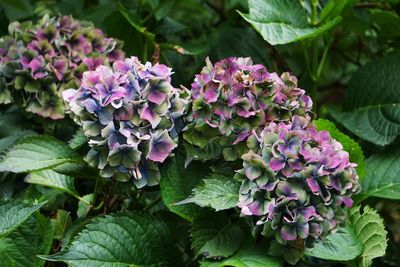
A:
317;35;334;78
311;39;319;81
92;176;103;207
301;42;313;79
76;195;91;206
310;0;319;25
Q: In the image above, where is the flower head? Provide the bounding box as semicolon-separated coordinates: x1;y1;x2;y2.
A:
64;57;190;187
185;57;313;160
235;117;360;262
0;15;124;119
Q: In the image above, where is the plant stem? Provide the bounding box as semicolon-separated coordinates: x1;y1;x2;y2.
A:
310;0;319;25
317;35;334;78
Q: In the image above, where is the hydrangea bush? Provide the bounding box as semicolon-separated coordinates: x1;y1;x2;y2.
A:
235;116;360;263
1;1;394;265
184;57;313;160
63;57;189;187
0;15;124;119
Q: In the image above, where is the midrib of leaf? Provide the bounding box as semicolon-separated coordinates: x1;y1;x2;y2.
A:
330;103;400;145
63;259;139;267
364;182;400;196
342;102;400;113
362;151;400;198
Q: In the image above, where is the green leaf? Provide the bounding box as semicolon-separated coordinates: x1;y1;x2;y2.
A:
41;213;182;266
330;52;400;146
0;135;85;173
0;213;54;267
200;241;281;267
25;170;79;198
68;129;88;150
0;201;46;237
51;209;71;240
0;0;33;20
160;155;210;222
0;129;36;153
219;248;281;267
305;226;362;261
239;0;341;45
178;174;240;211
370;9;400;38
361;147;400;199
118;2;155;42
154;0;176;21
320;0;355;22
191;211;245;258
184;140;222;160
77;194;94;217
314;119;366;180
349;206;388;267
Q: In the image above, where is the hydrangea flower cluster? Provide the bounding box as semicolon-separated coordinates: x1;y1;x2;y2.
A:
185;57;313;150
235;116;360;261
63;57;189;187
0;15;124;119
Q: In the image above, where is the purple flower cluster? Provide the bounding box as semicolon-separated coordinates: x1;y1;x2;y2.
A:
63;57;189;187
236;116;360;258
185;57;313;151
0;15;124;119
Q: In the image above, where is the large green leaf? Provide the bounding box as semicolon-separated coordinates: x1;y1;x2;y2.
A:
314;119;366;180
305;226;362;261
219;248;281;267
191;211;245;259
0;129;36;153
239;0;341;45
160;155;210;222
25;170;90;204
178;174;240;211
349;206;388;267
361;147;400;199
68;129;88;150
0;213;54;267
200;245;281;267
41;213;182;267
0;135;85;173
0;201;46;237
330;52;400;146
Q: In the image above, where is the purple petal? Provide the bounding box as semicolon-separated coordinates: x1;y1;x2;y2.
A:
299;206;316;221
306;178;320;193
147;130;176;162
62;89;77;102
83;57;105;70
233;131;251;144
281;225;297;241
237;108;256;118
148;90;167;105
270;158;286;171
341;196;353;208
140;105;161;128
204;83;219;103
